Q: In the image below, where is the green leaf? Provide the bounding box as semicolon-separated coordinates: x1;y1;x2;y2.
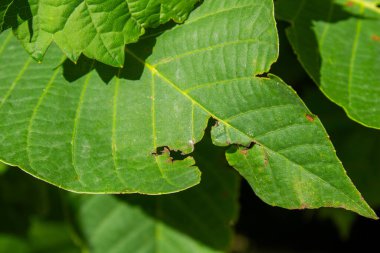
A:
66;136;239;253
302;85;380;237
0;30;202;194
0;135;239;253
213;75;376;219
0;235;29;253
276;0;380;128
3;0;198;67
0;0;376;218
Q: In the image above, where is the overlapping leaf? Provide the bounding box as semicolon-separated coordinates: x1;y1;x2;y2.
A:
302;86;380;237
276;0;380;128
66;138;239;253
0;0;376;218
0;136;239;253
1;0;198;67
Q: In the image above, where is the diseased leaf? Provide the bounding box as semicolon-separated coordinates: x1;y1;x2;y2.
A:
0;135;239;253
213;74;376;218
66;136;240;253
276;0;380;128
2;0;198;67
0;31;202;194
0;0;376;218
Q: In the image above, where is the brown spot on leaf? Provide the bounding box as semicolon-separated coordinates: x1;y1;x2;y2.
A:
264;156;269;166
263;150;269;166
240;149;249;156
345;1;354;7
372;35;380;42
305;114;315;122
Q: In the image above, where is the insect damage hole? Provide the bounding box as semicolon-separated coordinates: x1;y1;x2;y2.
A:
238;142;255;156
152;146;189;163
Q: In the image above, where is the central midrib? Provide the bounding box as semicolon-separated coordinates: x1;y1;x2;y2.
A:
124;48;369;214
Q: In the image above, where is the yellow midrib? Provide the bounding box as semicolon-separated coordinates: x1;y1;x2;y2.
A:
124;47;374;217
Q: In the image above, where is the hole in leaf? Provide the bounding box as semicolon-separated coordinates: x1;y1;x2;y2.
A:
256;72;269;78
152;146;188;161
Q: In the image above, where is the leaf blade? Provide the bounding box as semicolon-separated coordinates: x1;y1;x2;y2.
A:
67;137;240;253
3;0;199;67
276;0;380;128
0;0;376;218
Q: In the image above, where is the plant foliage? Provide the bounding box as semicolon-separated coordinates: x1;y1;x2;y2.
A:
0;0;199;66
276;0;380;128
0;134;239;253
0;0;377;219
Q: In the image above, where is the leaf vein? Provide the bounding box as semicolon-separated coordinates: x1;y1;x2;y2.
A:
176;3;263;30
254;122;311;140
224;104;297;123
348;11;363;108
153;38;261;67
0;57;32;109
124;48;365;209
0;32;12;56
151;72;177;187
112;76;129;189
71;70;93;187
26;65;61;181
